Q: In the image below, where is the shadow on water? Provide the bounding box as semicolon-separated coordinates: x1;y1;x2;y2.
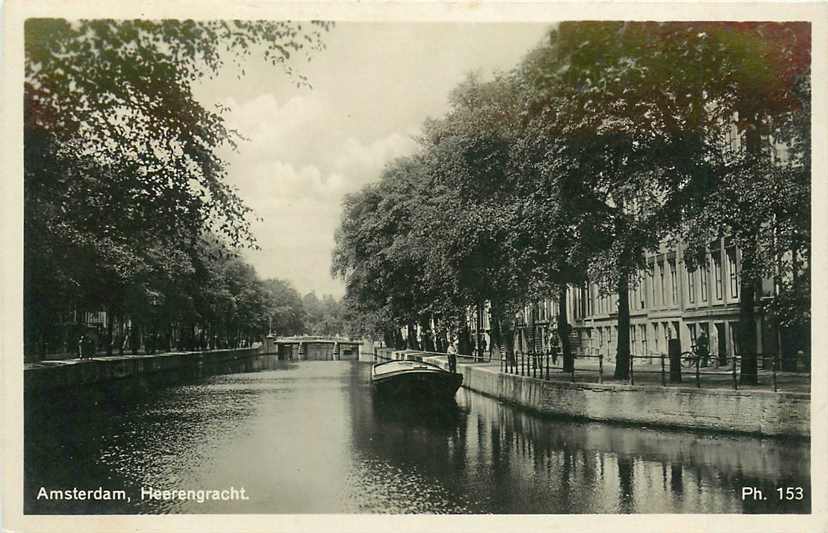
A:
372;396;464;430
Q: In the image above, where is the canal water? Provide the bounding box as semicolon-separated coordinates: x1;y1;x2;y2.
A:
25;360;810;514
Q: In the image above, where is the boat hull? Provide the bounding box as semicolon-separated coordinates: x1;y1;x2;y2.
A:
371;363;463;400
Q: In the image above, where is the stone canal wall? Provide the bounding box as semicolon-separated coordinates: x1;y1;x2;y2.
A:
459;364;810;437
24;347;264;393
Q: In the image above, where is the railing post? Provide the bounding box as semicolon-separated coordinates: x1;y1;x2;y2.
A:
660;353;666;387
571;357;576;383
695;351;701;388
629;354;634;386
546;350;550;380
598;354;603;384
732;355;738;390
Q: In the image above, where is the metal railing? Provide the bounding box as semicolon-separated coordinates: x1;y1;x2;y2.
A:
500;347;605;384
498;348;809;392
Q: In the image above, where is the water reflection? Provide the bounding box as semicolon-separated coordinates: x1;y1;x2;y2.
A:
25;361;809;514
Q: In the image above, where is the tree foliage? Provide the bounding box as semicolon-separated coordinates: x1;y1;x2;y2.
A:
24;19;332;357
332;21;810;376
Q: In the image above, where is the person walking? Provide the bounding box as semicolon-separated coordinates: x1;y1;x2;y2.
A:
77;334;86;359
447;338;458;374
696;330;710;367
549;330;560;365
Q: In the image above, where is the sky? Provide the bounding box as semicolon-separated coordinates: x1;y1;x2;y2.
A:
193;22;551;298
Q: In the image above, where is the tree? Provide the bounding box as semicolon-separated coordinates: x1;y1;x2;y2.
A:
24;19;331;357
262;279;305;336
664;23;811;382
415;75;532;363
333;156;452;348
517;23;692;378
516;22;810;381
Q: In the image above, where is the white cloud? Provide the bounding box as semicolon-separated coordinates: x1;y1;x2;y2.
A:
220;93;420;296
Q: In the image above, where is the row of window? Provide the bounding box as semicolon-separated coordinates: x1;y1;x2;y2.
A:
570;245;741;320
580;320;741;358
477;240;745;329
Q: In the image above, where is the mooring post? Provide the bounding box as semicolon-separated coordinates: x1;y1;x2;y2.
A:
660;353;666;387
668;339;682;383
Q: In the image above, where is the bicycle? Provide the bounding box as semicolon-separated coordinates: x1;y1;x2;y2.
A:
680;344;710;369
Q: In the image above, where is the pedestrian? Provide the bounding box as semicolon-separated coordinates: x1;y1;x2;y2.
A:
696;330;710;367
77;334;86;359
447;338;457;373
549;330;560;365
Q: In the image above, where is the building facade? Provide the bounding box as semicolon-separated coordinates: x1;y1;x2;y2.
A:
471;236;786;362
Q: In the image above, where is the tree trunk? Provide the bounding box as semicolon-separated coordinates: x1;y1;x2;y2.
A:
491;300;515;365
739;242;759;385
738;112;763;383
558;287;574;372
419;316;435;352
406;320;418;349
475;301;483;359
501;317;516;365
614;274;631;380
105;307;115;356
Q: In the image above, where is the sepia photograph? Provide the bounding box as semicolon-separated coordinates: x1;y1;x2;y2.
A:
2;1;825;531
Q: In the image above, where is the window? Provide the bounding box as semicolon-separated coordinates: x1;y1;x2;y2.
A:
630;326;636;354
700;259;709;302
639;271;647;309
729;322;740;356
659;260;666;306
670;260;678;305
727;247;740;299
713;252;723;301
587;286;594;317
655;323;663;352
687;267;696;303
640;325;648;355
